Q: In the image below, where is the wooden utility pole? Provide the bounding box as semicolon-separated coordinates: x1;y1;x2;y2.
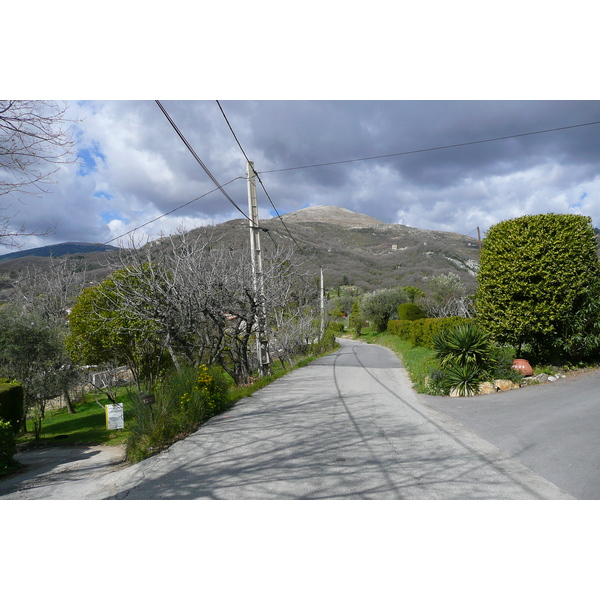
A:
477;226;482;253
320;266;325;338
246;161;271;377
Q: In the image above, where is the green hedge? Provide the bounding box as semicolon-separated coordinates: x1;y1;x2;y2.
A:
397;303;427;321
0;419;16;473
0;378;24;433
387;317;472;349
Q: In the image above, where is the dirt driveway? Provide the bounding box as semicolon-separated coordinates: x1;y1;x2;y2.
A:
0;444;128;500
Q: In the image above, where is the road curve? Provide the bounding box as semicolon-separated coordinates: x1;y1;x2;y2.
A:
2;339;574;500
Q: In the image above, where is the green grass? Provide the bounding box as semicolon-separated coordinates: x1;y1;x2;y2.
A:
16;389;134;449
14;348;337;453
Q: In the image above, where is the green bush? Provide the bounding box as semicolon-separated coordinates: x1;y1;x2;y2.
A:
0;419;17;473
397;303;427;321
126;364;230;462
431;322;495;397
476;213;600;360
328;322;345;334
0;378;24;433
388;317;471;349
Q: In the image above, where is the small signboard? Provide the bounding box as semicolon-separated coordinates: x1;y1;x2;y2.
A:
105;403;124;430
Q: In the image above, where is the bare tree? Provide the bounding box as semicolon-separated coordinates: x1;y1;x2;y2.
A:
95;229;324;385
418;272;474;318
1;100;76;246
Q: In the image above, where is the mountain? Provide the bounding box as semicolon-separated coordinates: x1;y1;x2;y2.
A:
0;242;117;262
0;206;482;297
267;205;481;292
157;205;481;294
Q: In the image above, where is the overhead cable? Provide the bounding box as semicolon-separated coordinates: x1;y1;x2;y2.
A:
77;177;243;255
216;100;323;270
259;120;600;174
155;100;250;221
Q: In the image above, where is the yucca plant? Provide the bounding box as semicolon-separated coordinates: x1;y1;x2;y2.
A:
432;322;496;396
433;322;494;370
442;362;482;397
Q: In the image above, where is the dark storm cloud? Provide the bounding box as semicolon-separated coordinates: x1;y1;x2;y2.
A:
3;100;600;255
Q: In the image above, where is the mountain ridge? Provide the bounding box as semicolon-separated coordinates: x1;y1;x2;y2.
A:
0;206;481;295
0;241;117;262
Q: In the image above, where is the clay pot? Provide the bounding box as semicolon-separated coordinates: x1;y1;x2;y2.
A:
512;359;534;376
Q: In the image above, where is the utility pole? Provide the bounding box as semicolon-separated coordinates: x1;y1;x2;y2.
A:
320;266;325;338
477;226;482;253
246;161;271;377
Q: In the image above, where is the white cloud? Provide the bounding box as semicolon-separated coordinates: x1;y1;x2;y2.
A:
3;100;600;255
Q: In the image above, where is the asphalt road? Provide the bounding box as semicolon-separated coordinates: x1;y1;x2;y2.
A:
1;338;574;500
424;368;600;499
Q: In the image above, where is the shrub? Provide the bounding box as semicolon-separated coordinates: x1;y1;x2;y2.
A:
0;419;16;473
441;363;482;397
397;303;427;321
388;317;471;349
0;378;24;433
433;322;494;371
126;364;230;462
328;322;345;334
432;322;496;397
476;213;600;360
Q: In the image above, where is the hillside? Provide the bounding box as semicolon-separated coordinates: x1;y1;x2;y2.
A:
0;206;481;297
0;242;117;262
165;205;482;294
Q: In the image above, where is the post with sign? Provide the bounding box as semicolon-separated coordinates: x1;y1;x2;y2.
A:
105;403;124;430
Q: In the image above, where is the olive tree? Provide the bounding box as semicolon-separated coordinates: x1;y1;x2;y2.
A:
475;213;600;359
0;306;77;436
360;287;409;332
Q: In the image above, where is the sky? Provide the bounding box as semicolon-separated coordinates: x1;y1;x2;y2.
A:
2;99;600;256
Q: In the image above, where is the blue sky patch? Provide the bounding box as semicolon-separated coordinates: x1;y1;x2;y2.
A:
101;211;129;224
77;141;107;176
94;190;113;200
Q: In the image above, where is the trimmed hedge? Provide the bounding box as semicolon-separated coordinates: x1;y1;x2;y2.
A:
0;378;24;434
387;317;471;349
397;303;427;321
0;419;16;473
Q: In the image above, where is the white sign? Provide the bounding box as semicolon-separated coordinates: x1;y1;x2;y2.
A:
105;403;124;430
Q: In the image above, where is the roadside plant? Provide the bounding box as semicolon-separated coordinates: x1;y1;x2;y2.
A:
0;419;17;474
442;362;482;397
476;213;600;361
126;364;230;462
432;322;496;396
433;322;494;371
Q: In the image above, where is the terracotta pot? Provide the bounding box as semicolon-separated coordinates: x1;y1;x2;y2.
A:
512;359;534;376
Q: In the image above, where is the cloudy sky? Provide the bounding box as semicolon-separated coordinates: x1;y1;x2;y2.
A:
3;2;599;257
2;99;600;255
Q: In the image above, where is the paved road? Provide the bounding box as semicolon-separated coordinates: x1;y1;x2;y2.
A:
1;339;574;500
424;369;600;499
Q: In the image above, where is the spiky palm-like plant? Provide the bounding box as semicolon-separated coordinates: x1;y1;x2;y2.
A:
433;322;494;370
433;322;495;396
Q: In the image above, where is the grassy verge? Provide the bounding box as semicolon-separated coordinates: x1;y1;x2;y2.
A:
16;388;134;449
358;329;436;393
13;347;336;454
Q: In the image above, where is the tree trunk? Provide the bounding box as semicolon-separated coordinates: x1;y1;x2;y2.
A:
64;388;76;414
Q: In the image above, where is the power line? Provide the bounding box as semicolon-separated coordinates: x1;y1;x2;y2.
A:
258;119;600;174
155;100;250;221
74;178;244;256
216;100;323;270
